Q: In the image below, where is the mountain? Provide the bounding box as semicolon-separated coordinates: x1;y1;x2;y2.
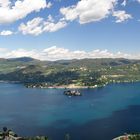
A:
0;57;140;87
8;57;39;62
0;58;9;62
51;58;140;70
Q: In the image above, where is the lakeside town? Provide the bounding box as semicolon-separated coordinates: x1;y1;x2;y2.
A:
0;57;140;90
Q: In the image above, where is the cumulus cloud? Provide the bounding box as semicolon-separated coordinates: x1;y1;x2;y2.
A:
0;48;8;52
0;0;50;24
137;0;140;3
121;0;127;6
60;0;117;24
0;47;8;58
0;0;10;7
46;1;52;8
1;46;140;60
6;48;39;58
0;30;13;36
18;16;67;36
18;17;44;36
113;10;132;23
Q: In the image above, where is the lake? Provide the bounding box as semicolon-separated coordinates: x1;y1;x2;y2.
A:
0;82;140;140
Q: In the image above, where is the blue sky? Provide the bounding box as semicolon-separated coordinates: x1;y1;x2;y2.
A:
0;0;140;60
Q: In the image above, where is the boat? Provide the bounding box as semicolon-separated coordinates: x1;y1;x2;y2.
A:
64;90;82;96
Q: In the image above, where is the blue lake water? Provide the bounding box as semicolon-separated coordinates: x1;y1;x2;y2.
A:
0;83;140;139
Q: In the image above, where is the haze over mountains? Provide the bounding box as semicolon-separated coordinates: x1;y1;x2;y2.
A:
1;56;140;63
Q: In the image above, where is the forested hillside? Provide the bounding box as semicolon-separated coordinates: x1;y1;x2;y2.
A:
0;57;140;87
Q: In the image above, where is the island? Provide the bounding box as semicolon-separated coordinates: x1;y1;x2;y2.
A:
64;90;82;96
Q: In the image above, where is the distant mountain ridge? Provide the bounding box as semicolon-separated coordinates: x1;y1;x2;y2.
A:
0;57;41;62
8;57;37;62
0;57;140;73
0;56;140;64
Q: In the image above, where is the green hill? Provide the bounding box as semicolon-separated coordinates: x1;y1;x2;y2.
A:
0;57;140;87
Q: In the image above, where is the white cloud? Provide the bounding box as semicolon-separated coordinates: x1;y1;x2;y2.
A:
60;0;117;24
0;30;13;36
0;47;8;58
6;48;39;58
0;48;8;52
60;6;78;22
19;16;67;36
0;0;11;7
0;0;49;24
113;10;132;23
137;0;140;3
43;20;67;32
47;15;54;22
46;1;52;8
18;17;44;36
121;0;127;6
2;46;140;60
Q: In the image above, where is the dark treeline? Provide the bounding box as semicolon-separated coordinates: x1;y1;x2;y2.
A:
0;70;102;86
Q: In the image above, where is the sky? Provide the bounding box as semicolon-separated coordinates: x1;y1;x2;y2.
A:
0;0;140;60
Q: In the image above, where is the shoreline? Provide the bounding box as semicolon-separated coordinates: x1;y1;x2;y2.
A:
0;81;104;89
24;80;140;89
0;80;140;89
24;83;105;89
44;84;99;89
